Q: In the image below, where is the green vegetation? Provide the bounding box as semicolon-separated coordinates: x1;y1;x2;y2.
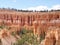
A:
11;32;16;36
0;25;45;45
0;26;4;29
40;32;45;43
14;28;45;45
0;25;8;29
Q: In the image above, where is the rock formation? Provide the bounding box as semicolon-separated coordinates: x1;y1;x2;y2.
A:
0;10;60;35
40;27;60;45
0;9;60;45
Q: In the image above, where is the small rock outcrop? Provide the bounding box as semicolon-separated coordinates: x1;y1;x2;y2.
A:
40;27;60;45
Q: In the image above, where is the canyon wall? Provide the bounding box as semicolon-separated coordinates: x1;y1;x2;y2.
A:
0;10;60;35
40;27;60;45
0;10;60;45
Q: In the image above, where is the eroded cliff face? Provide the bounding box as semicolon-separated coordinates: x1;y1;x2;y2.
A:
0;10;60;45
0;10;60;35
40;27;60;45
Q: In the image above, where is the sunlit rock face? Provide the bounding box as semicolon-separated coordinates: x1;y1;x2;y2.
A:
0;10;60;35
40;27;60;45
0;10;60;45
